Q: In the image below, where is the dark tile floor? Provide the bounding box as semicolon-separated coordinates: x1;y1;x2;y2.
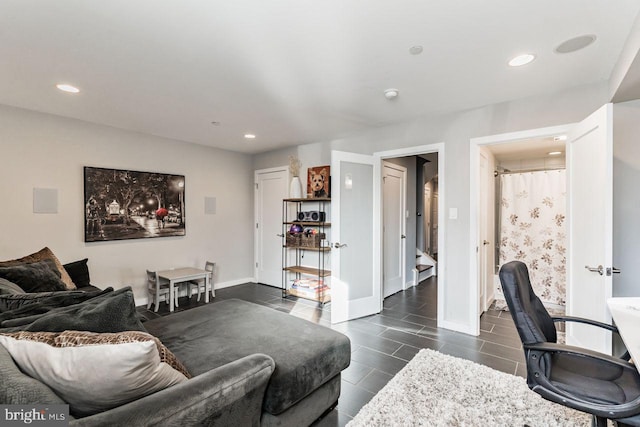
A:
138;276;525;426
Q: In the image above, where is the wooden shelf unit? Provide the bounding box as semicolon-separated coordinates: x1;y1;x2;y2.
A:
283;266;332;276
281;198;331;303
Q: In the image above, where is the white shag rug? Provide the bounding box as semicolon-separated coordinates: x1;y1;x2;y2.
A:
347;349;590;427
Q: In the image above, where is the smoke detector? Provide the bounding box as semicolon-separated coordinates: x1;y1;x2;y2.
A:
384;88;399;100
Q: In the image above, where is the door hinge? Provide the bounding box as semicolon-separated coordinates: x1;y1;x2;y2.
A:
256;223;259;229
255;183;259;190
256;262;258;268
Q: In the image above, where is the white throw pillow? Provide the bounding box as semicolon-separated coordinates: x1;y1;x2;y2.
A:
0;330;190;416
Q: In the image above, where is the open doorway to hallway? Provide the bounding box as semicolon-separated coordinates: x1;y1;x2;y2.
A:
382;153;439;309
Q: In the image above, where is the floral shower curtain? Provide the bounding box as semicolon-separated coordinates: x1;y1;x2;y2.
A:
496;169;567;308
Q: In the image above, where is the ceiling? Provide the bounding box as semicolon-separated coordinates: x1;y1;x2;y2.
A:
2;1;640;154
489;136;565;162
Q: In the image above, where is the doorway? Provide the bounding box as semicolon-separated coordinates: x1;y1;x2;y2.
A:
469;124;572;334
375;144;445;328
487;138;568;314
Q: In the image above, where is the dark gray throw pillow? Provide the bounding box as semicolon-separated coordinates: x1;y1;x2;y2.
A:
0;260;67;293
62;259;90;288
0;278;25;295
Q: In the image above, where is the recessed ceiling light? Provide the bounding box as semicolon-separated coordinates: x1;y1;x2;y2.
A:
384;88;399;100
555;35;596;54
548;151;562;156
508;54;536;67
56;83;80;93
409;45;423;55
553;135;567;141
244;134;256;139
211;121;221;126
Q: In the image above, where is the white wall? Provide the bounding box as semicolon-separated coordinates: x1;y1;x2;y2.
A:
0;105;255;304
252;82;610;332
613;100;640;297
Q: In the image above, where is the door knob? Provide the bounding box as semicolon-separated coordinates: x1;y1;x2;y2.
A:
483;240;490;245
585;265;604;276
401;235;406;239
276;234;284;237
334;242;348;249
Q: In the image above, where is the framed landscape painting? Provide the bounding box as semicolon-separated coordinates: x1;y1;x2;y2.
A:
84;166;185;242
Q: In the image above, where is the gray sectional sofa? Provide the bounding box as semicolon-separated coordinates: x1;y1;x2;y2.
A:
143;299;351;426
0;291;351;426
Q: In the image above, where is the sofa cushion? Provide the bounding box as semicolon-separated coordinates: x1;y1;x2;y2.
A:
0;259;68;293
144;299;351;415
0;330;190;416
0;247;76;290
0;277;25;295
0;287;145;333
62;258;91;289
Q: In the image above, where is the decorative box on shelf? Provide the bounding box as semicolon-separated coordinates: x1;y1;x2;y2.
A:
286;232;300;247
299;232;326;248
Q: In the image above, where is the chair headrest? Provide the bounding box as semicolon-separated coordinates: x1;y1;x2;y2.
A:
499;261;557;344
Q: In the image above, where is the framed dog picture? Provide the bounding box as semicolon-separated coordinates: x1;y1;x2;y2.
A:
307;165;330;199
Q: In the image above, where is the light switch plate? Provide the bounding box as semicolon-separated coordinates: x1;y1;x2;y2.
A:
449;207;458;220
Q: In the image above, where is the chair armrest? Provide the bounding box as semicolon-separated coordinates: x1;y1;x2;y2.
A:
551;315;619;333
526;342;630;368
550;317;630;360
70;353;275;427
524;343;640;418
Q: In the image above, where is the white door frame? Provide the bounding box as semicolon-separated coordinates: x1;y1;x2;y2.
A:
478;149;491;313
382;161;407;297
469;124;574;335
374;143;445;327
254;166;289;284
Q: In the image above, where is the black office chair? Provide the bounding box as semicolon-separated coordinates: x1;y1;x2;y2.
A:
499;260;640;427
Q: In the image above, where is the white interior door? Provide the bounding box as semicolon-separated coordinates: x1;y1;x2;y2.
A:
331;151;381;324
255;167;289;287
478;150;492;313
383;162;406;298
566;103;613;354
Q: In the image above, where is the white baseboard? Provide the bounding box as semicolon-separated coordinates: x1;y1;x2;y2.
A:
216;277;254;290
